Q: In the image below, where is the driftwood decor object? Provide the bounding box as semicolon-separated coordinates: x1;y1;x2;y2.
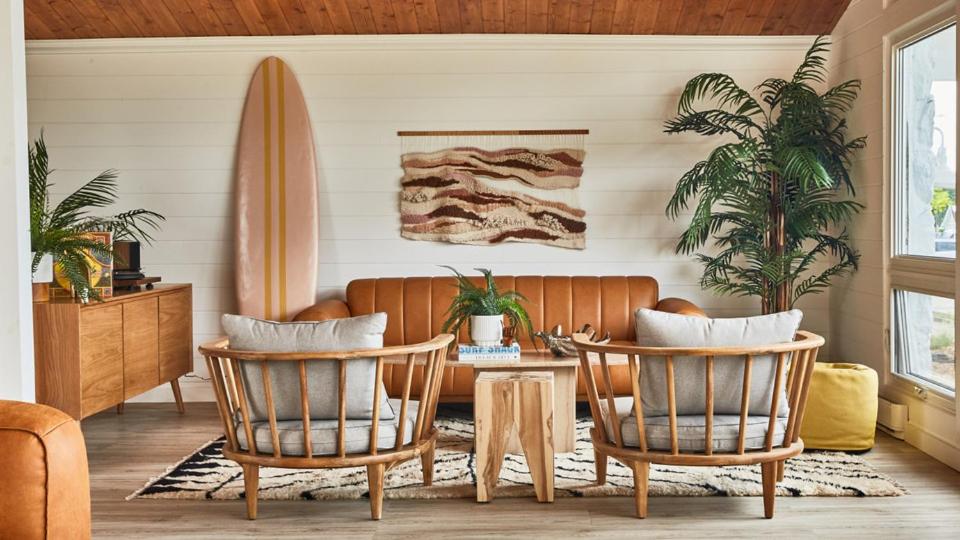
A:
199;333;454;521
398;130;588;249
572;331;824;519
534;324;611;357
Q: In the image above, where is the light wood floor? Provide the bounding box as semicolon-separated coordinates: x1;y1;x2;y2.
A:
83;403;960;539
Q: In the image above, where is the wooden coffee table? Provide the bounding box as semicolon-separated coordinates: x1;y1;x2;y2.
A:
452;352;578;453
474;371;555;503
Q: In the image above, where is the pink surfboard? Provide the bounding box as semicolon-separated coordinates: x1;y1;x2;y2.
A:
235;57;318;321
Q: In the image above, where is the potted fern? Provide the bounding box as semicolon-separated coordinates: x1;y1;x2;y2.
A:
440;267;533;347
29;134;165;302
663;36;865;314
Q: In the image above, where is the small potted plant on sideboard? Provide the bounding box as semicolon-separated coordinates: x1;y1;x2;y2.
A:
440;266;533;347
28;134;164;302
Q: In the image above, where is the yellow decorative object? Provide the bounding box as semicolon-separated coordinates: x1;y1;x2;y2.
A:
50;231;113;300
800;362;878;451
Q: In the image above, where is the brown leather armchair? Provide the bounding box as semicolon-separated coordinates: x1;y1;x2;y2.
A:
295;275;705;400
0;400;91;539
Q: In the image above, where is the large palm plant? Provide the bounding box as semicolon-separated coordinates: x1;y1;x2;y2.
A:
30;134;165;300
663;36;866;314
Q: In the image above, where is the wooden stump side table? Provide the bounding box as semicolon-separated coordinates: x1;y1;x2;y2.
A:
455;352;578;453
474;371;555;503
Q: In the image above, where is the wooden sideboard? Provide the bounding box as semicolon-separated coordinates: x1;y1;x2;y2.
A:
34;284;193;419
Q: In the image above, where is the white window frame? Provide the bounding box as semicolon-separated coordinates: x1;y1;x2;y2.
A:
886;9;959;411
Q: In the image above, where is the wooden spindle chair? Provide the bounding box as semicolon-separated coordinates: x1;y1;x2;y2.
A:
199;333;454;520
572;331;824;519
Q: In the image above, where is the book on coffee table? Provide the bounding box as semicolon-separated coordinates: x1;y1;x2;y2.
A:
457;343;521;363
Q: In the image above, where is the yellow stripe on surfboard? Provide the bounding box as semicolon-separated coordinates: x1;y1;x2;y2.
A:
262;59;272;320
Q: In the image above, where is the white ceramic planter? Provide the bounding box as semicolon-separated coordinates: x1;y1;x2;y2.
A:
32;252;53;283
470;315;504;347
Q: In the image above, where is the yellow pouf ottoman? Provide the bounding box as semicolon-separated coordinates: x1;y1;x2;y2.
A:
800;363;879;451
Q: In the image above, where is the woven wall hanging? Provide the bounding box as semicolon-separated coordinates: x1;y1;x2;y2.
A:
398;129;588;250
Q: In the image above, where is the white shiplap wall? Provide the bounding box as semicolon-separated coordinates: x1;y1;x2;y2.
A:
831;0;960;470
25;35;819;402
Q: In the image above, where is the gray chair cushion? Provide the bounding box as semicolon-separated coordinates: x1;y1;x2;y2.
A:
237;399;419;456
601;398;787;452
634;308;802;417
222;313;392;422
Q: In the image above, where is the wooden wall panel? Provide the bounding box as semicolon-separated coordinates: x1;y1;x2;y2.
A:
159;1;207;37
435;1;462;33
301;0;337;34
25;0;851;38
416;1;443;33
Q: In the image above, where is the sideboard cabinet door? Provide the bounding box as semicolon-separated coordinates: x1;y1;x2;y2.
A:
123;297;160;399
80;305;124;417
159;288;192;381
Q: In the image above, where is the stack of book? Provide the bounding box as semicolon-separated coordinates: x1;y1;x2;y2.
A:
457;343;521;363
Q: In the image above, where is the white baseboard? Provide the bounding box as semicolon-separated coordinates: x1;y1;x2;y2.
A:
126;377;214;403
905;423;960;472
877;397;908;439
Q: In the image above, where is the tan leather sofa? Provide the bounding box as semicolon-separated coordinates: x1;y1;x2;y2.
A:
0;400;91;539
295;275;705;400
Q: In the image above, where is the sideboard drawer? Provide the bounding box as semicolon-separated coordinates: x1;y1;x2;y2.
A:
80;304;124;417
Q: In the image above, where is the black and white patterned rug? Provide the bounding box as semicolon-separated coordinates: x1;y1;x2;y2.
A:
130;416;906;500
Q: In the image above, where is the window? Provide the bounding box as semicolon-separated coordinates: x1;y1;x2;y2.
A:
892;290;956;394
891;20;957;397
893;23;957;259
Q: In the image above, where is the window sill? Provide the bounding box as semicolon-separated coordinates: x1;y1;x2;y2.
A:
886;374;957;415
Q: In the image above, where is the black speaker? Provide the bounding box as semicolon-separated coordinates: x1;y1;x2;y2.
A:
113;240;141;273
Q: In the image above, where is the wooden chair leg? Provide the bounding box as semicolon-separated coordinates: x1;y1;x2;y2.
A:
170;379;185;414
241;464;259;520
367;463;385;520
632;462;649;519
116;402;124;415
761;461;777;519
421;445;435;486
594;449;607;485
776;460;785;482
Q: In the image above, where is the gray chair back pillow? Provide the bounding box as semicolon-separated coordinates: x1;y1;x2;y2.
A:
222;313;393;422
634;308;802;417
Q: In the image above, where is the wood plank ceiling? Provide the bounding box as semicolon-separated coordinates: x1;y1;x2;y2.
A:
24;1;852;40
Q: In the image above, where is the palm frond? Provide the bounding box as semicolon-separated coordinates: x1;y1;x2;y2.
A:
793;35;831;84
49;170;119;230
677;73;763;117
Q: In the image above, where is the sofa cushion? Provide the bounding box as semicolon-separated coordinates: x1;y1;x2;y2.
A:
634;308;802;417
222;313;392;422
601;398;787;452
236;399;418;456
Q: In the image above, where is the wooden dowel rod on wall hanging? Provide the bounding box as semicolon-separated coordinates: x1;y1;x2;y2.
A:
396;129;589;136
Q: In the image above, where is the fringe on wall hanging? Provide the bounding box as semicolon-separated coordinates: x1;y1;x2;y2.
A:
397;129;588;250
